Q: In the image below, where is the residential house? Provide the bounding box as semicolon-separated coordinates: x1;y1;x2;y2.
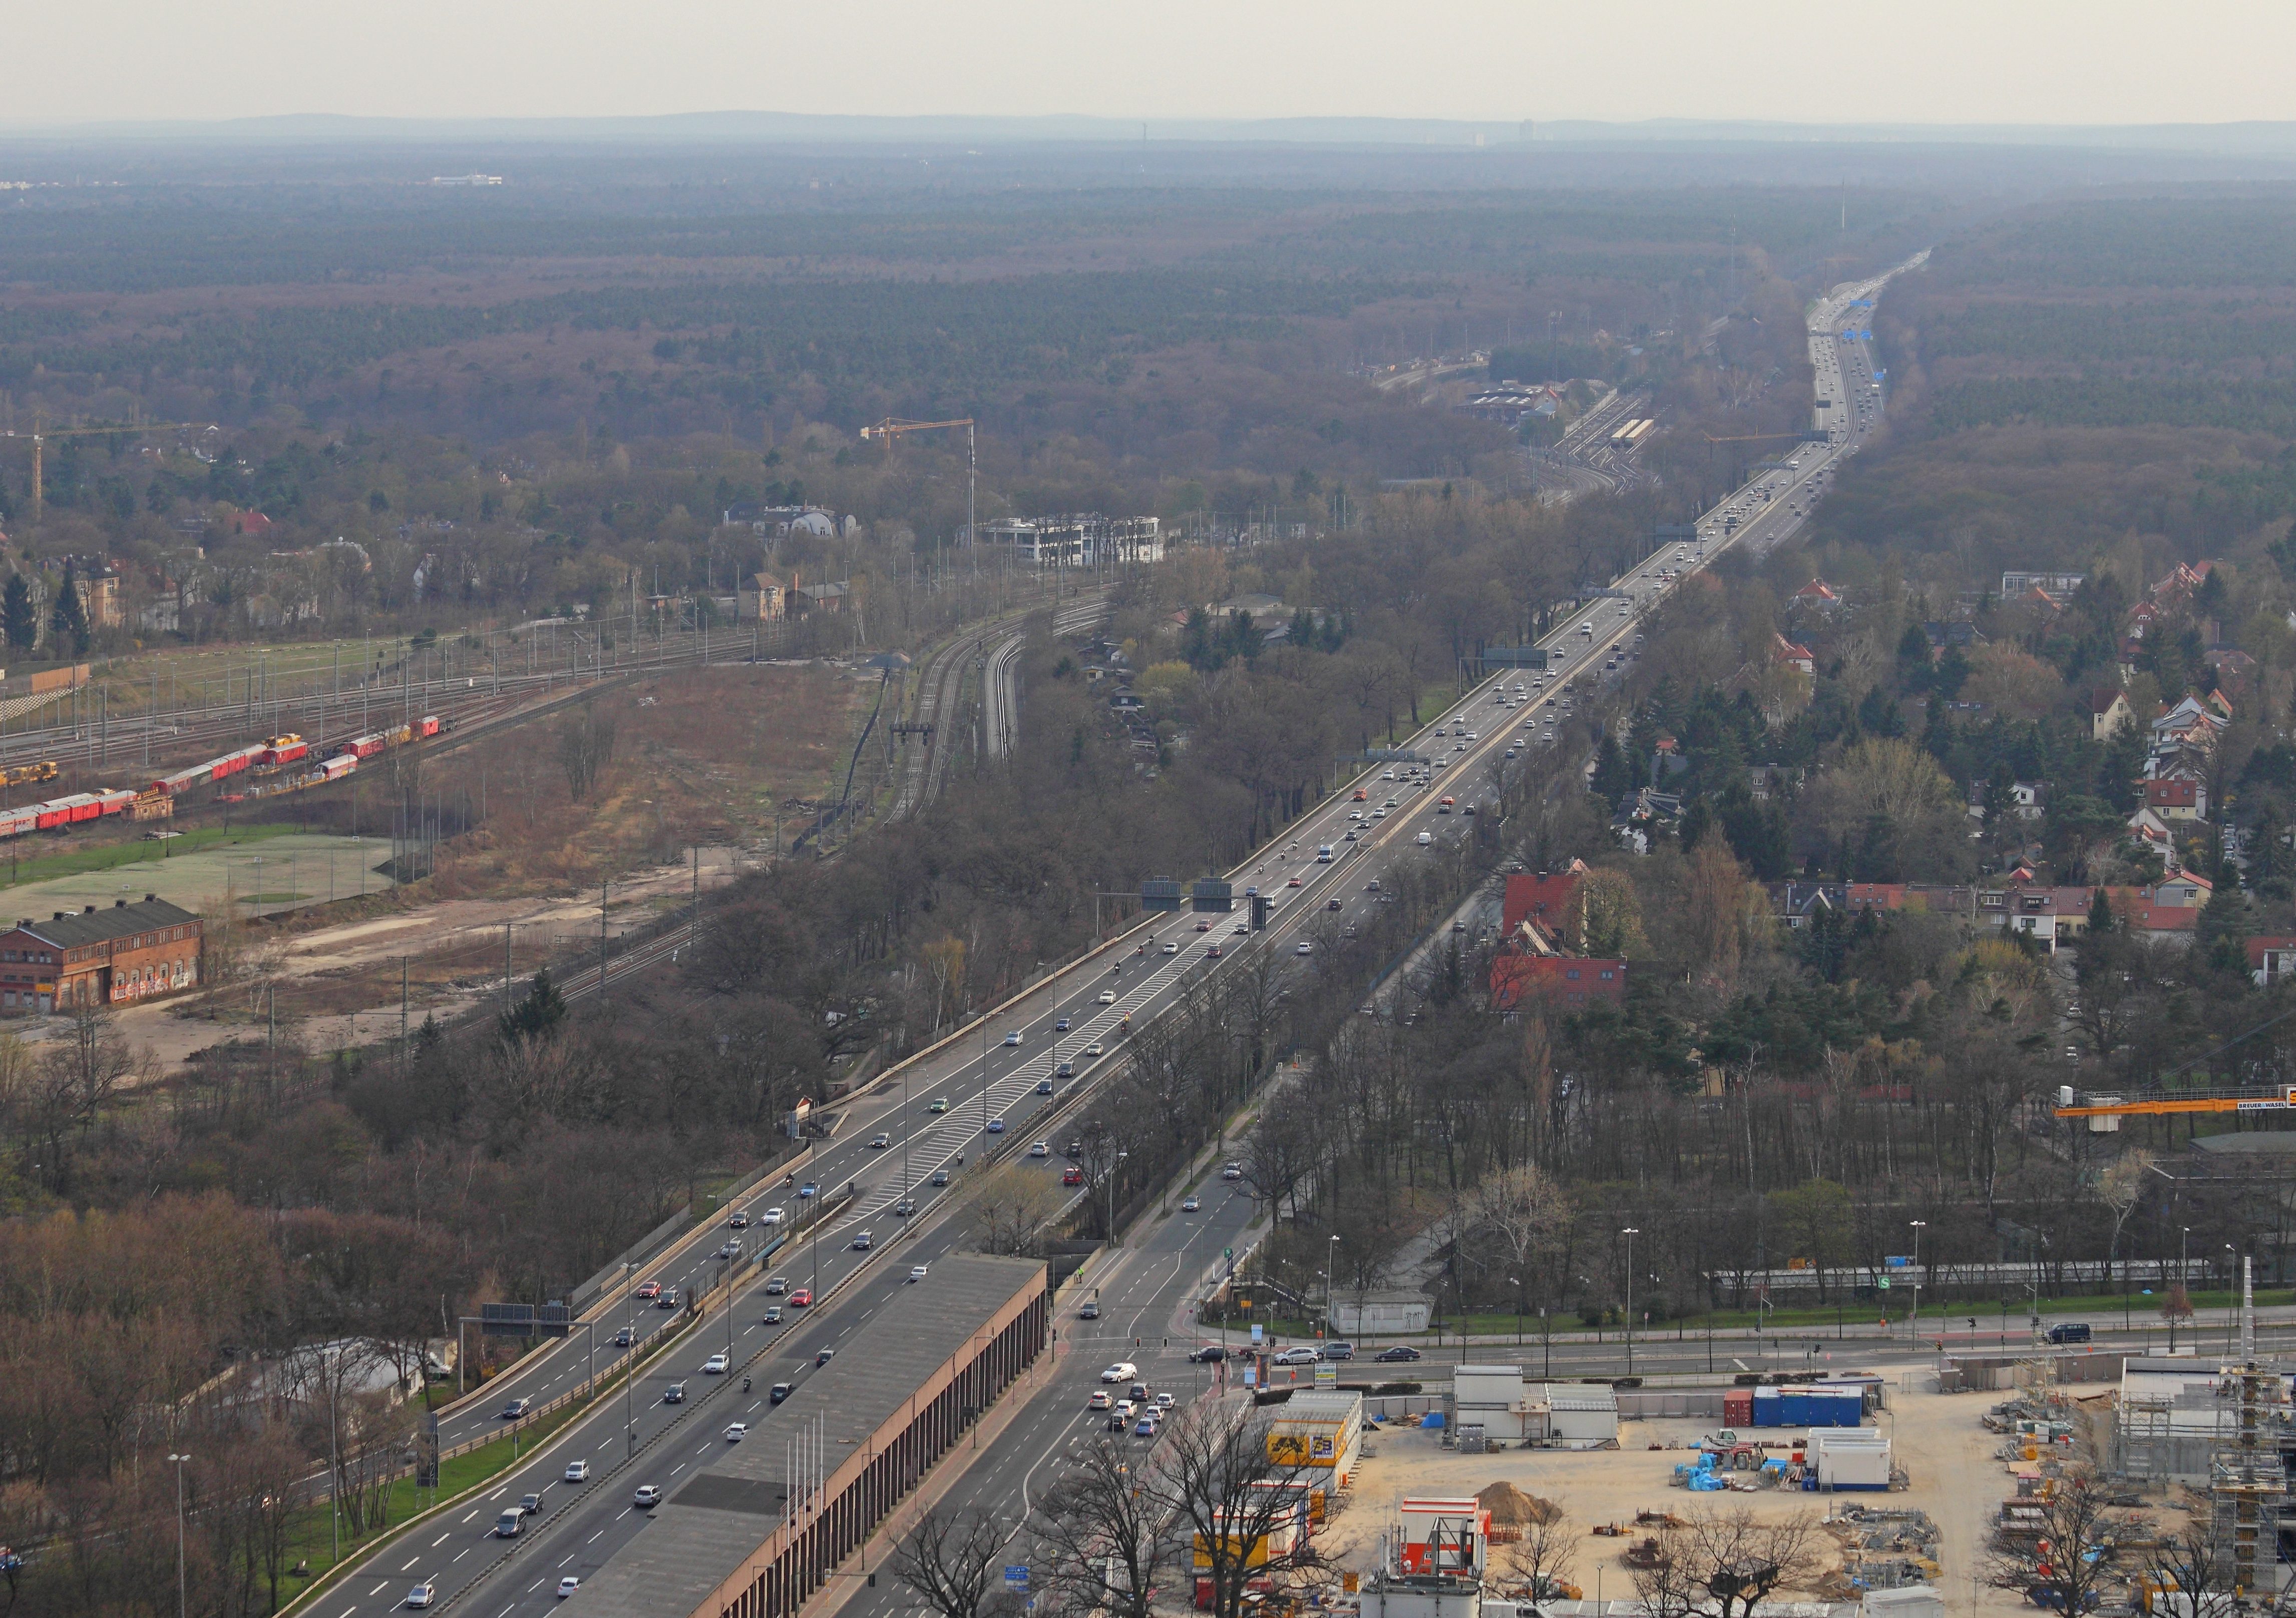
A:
2104;889;2200;943
2089;688;2134;742
2133;871;2212;908
1489;954;1627;1010
2204;649;2257;703
0;896;203;1014
1999;886;2095;952
1772;632;1815;676
1502;863;1589;943
1790;578;1843;615
1746;765;1798;802
1922;621;1986;661
737;572;787;621
2001;571;2086;600
2144;777;2209;823
2125;806;2177;859
2249;937;2296;988
1766;881;1845;928
1610;788;1682;854
793;579;848;614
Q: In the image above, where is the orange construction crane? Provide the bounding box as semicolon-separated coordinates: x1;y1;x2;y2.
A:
2054;1087;2296;1119
0;417;199;523
859;417;976;545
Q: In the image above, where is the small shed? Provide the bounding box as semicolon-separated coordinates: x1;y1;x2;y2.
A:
1811;1429;1892;1490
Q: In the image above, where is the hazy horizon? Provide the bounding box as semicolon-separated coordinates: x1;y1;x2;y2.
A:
14;0;2290;130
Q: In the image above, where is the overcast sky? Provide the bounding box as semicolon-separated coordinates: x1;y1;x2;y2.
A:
12;0;2289;128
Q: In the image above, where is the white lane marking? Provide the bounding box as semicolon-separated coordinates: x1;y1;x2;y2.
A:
402;1557;421;1570
462;1511;481;1523
370;1584;389;1596
529;1578;547;1591
670;1462;686;1475
455;1548;470;1562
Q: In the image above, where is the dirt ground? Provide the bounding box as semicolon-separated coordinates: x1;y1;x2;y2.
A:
1325;1381;2033;1618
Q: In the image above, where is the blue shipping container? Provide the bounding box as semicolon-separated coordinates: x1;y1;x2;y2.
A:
1751;1387;1783;1428
1779;1391;1811;1426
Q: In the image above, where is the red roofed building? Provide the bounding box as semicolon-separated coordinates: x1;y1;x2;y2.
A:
2145;777;2208;822
1502;863;1587;939
226;510;273;536
2248;937;2296;987
1489;954;1627;1011
2106;889;2202;942
1773;632;1815;676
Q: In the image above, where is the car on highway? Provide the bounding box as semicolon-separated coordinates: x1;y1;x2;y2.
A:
799;1182;819;1198
614;1326;634;1347
1089;1390;1113;1410
1205;943;1222;957
1323;1341;1356;1361
909;1264;930;1282
1161;941;1179;955
1195;918;1212;931
762;1305;783;1324
406;1583;437;1608
928;1096;950;1112
1156;1391;1176;1409
1134;1417;1158;1438
663;1382;686;1404
1181;1194;1200;1211
1188;1345;1229;1363
816;1347;837;1367
1287;876;1302;887
728;1210;749;1228
1038;1078;1056;1094
520;1492;543;1514
790;1288;813;1307
1326;897;1342;911
985;1117;1006;1134
499;1398;531;1419
635;1280;661;1300
1029;1140;1049;1157
766;1275;789;1295
718;1239;742;1258
1295;940;1312;955
869;1133;891;1149
1082;1040;1104;1056
1416;831;1433;846
703;1353;729;1375
895;1198;916;1216
770;1382;794;1404
1002;1031;1022;1046
1272;1346;1320;1366
1079;1300;1100;1319
930;1168;952;1186
723;1423;748;1442
1222;1162;1243;1179
564;1459;591;1483
657;1288;679;1310
1374;1346;1424;1363
853;1231;873;1251
556;1576;581;1599
495;1510;525;1537
759;1207;784;1226
633;1485;662;1508
1101;1361;1139;1383
1055;1016;1070;1032
1062;1166;1084;1185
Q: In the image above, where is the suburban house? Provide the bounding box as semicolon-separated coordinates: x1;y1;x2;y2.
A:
1490;862;1626;1010
1790;578;1842;615
1490;955;1627;1010
2249;938;2296;988
737;572;787;621
2145;778;2209;822
0;896;203;1015
2090;688;2134;742
1772;632;1815;676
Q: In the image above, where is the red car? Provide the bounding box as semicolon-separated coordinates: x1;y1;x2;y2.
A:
1286;877;1302;887
790;1288;814;1308
635;1280;662;1300
1062;1167;1084;1186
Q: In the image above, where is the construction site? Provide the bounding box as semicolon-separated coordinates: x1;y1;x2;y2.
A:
1241;1276;2296;1618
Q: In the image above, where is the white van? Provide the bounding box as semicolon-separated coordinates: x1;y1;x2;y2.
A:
1416;831;1433;846
1316;845;1334;863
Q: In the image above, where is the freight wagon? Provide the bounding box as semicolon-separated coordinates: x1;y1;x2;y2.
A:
256;734;308;766
339;733;389;760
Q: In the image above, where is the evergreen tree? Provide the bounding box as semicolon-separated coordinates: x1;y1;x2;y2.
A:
500;965;567;1044
1590;732;1637;807
49;562;88;656
2086;885;2117;937
1;572;36;653
2251;806;2293;899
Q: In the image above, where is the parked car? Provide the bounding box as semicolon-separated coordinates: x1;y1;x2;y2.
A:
1322;1341;1357;1361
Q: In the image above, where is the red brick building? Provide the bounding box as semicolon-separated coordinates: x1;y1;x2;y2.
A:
1489;954;1627;1011
0;895;202;1015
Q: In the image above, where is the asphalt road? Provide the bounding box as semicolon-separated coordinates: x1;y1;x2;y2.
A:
344;254;1934;1612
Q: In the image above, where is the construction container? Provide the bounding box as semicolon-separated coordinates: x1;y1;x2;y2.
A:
1812;1429;1892;1490
1724;1389;1754;1427
1752;1386;1782;1427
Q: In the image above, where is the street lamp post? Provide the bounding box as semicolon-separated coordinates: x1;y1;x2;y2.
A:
623;1261;637;1458
1622;1228;1640;1377
2174;1225;2190;1352
1908;1220;1927;1346
1328;1235;1341;1341
167;1452;191;1618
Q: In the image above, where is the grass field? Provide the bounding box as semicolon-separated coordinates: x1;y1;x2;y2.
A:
0;827;395;917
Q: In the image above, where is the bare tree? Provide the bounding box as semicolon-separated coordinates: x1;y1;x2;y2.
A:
1462;1164;1572;1320
2096;1150;2156;1292
1626;1508;1821;1618
1498;1507;1580;1598
1147;1397;1324;1618
892;1507;1022;1618
2141;1525;2238;1618
1029;1436;1182;1618
969;1164;1060;1257
1984;1472;2147;1617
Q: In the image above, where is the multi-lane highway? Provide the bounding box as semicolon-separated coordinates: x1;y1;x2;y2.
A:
322;255;1928;1614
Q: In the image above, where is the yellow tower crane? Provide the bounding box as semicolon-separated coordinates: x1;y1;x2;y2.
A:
0;418;200;525
858;418;977;548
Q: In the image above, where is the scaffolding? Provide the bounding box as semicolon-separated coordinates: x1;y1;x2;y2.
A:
2208;1365;2288;1598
